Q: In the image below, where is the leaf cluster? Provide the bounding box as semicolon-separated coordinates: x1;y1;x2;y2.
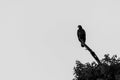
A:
73;54;120;80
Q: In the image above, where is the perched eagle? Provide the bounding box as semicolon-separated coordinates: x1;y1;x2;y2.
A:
77;25;86;47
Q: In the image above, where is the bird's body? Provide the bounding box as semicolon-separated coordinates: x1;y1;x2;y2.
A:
77;25;86;47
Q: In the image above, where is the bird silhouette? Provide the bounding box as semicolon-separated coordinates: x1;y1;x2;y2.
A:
77;25;86;47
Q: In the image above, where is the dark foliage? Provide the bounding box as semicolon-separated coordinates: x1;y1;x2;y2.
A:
73;54;120;80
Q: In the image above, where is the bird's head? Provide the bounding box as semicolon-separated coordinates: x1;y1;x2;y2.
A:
78;25;82;29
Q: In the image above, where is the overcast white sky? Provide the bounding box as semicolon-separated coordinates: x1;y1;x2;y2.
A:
0;0;120;80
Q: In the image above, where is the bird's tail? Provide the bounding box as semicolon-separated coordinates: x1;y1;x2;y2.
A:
81;44;84;47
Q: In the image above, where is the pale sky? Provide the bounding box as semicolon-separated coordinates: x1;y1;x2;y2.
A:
0;0;120;80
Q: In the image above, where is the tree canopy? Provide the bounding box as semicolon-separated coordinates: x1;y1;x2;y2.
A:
73;54;120;80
